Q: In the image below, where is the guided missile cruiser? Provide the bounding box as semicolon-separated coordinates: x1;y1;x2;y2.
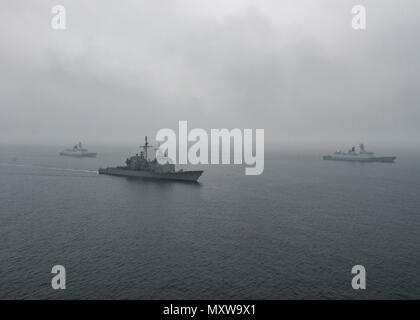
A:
98;136;203;182
323;144;396;162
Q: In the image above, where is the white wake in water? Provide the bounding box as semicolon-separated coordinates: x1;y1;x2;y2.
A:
0;162;98;174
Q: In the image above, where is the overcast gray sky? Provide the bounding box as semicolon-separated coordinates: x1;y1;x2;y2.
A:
0;0;419;147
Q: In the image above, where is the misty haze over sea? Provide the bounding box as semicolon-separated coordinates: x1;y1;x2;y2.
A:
1;0;420;147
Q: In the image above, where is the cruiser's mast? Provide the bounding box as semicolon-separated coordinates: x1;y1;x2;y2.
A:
140;136;153;160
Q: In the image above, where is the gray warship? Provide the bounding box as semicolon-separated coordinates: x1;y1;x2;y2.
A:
98;137;203;182
323;144;396;162
60;142;97;158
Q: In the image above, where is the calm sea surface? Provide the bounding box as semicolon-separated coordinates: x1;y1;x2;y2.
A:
0;145;419;299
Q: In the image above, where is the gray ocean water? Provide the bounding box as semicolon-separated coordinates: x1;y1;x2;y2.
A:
0;145;419;299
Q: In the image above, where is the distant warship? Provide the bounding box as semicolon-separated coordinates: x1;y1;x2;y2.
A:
98;137;203;182
60;142;97;158
323;144;396;162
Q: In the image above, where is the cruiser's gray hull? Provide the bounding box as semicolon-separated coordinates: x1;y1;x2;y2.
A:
98;167;203;182
323;155;396;162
